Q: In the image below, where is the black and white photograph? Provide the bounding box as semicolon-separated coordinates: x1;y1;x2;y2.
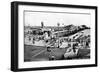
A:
24;11;91;62
11;1;97;71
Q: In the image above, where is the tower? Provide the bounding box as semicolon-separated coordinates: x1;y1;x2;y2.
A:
41;21;44;28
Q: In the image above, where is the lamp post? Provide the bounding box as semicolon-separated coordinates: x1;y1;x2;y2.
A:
57;23;60;48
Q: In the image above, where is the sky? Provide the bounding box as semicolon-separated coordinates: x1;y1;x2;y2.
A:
24;11;91;27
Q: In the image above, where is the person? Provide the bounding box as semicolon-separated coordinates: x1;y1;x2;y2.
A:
29;36;31;41
73;43;77;53
47;46;51;52
32;37;35;44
